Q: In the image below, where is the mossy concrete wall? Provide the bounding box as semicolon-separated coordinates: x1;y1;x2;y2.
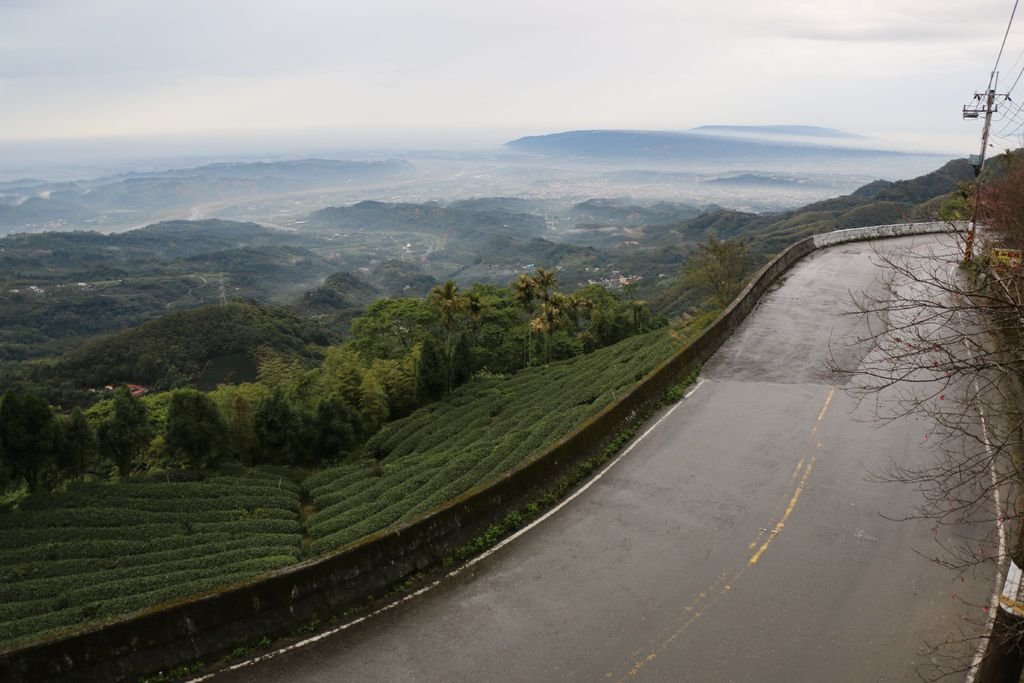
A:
0;222;960;683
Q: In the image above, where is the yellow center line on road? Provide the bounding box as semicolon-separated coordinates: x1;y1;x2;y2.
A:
749;456;804;550
750;386;834;561
612;386;836;682
817;387;835;422
748;455;814;565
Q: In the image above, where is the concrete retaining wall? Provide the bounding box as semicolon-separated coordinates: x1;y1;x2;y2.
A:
812;220;965;248
0;222;960;683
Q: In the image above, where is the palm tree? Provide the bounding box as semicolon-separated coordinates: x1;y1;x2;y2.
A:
540;295;567;363
466;291;483;343
513;269;561;365
529;316;547;365
533;267;557;305
561;294;594;335
512;274;538;366
428;280;466;392
429;280;463;334
630;299;649;334
513;273;537;310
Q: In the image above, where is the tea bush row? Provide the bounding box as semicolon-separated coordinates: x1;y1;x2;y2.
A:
0;546;297;604
0;473;303;649
0;561;294;649
305;331;679;554
0;533;299;581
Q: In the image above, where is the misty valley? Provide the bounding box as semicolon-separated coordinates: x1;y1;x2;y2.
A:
0;127;961;369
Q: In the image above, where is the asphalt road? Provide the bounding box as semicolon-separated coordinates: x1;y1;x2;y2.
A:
209;235;995;682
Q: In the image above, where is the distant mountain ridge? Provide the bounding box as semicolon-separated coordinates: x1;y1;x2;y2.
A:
505;129;936;163
849;158;973;203
702;173;826;188
0;159;414;235
101;158;412;184
689;125;862;139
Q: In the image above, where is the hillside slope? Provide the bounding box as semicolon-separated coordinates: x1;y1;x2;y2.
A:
42;302;332;390
641;158;973;313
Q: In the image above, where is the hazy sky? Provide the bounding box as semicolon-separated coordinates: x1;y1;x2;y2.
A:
0;0;1021;160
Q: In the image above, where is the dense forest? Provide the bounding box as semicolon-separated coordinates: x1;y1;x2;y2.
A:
0;267;667;493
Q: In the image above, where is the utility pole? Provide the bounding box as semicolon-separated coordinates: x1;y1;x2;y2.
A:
962;77;1009;264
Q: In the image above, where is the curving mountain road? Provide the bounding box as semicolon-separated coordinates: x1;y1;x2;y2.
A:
208;234;994;682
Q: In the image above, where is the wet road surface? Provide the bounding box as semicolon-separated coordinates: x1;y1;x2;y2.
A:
210;235;994;682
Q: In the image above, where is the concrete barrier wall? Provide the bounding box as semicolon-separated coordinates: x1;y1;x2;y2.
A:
0;222;960;683
812;220;966;248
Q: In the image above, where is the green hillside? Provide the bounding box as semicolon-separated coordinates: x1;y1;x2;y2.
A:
0;220;337;360
0;325;684;649
640;158;973;314
42;302;332;390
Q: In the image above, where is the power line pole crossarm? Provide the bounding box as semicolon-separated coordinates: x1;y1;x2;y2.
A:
962;85;1010;264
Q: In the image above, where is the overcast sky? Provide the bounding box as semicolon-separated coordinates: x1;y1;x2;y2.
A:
0;0;1021;162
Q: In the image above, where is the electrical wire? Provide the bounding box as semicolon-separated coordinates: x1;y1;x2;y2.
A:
994;101;1024;134
995;120;1024;139
991;0;1021;87
994;97;1024;122
1003;41;1024;82
994;112;1024;136
990;118;1024;152
1004;59;1024;98
992;90;1024;138
962;0;1024;262
990;139;1012;154
995;119;1024;140
976;3;1024;145
996;110;1024;130
965;2;1024;158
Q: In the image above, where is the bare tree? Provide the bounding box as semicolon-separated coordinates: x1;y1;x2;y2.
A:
828;210;1024;678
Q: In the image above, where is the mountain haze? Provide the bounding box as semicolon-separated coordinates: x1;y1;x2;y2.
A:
505;129;942;166
688;125;863;139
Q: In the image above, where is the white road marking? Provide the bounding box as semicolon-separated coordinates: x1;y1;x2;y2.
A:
189;381;706;681
684;378;706;399
955;287;1007;683
965;370;1005;683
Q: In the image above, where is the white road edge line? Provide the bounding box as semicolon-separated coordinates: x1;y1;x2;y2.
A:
956;299;1007;683
188;379;706;682
684;378;706;399
965;372;1005;683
